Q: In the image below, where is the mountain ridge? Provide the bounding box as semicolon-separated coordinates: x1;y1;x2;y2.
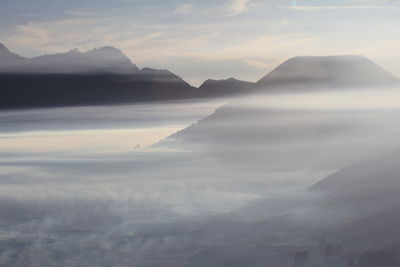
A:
0;43;257;109
1;43;399;109
0;43;139;74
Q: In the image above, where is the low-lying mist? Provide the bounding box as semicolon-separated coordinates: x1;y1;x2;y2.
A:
1;88;400;266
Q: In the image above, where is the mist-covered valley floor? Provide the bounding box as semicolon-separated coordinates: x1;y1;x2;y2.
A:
2;90;400;267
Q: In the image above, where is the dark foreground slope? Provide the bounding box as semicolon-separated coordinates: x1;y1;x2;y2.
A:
309;152;400;246
159;105;400;171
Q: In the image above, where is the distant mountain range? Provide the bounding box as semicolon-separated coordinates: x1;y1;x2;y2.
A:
0;44;139;74
0;43;258;109
0;43;398;109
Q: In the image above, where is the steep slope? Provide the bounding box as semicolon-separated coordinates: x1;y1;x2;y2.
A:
326;207;400;247
256;55;399;91
159;103;400;172
311;152;400;211
301;150;400;248
0;43;27;69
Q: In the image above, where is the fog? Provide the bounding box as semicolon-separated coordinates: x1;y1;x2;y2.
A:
2;88;400;266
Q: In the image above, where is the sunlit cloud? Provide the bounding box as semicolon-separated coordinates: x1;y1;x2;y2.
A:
227;0;252;16
65;10;97;16
16;22;49;43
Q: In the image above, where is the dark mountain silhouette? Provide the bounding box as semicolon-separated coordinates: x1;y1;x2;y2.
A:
199;78;255;96
0;71;198;109
1;45;399;109
255;55;399;91
0;43;252;109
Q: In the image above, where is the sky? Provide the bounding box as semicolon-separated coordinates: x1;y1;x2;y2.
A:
1;0;400;86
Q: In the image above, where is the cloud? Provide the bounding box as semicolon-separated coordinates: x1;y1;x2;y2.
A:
65;10;97;16
175;3;193;14
243;58;274;70
351;0;393;3
227;0;252;16
16;22;49;43
288;5;400;10
4;19;114;54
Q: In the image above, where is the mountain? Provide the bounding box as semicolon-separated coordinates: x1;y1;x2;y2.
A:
0;43;27;68
0;44;255;109
310;152;400;212
308;152;400;247
326;207;400;247
255;55;399;91
2;47;399;109
0;71;197;109
28;46;139;74
158;104;400;174
198;78;255;97
0;45;138;74
158;55;400;170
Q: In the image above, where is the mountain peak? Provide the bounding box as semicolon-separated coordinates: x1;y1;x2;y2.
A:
97;46;121;51
200;77;253;88
83;46;139;73
256;55;399;90
0;43;26;64
87;46;123;55
0;43;10;53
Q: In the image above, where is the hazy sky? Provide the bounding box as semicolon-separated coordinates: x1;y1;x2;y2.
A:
1;0;400;85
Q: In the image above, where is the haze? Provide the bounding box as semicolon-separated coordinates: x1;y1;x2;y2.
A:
2;1;400;266
1;0;400;85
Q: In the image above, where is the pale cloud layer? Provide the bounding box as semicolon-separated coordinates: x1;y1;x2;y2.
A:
175;3;194;14
288;5;400;10
1;0;400;85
